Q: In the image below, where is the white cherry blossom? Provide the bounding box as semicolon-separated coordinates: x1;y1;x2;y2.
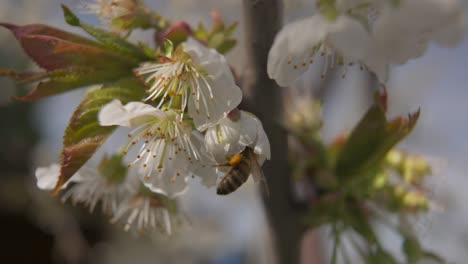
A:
135;38;243;131
36;163;178;234
267;14;371;87
98;100;200;198
35;163;136;214
204;110;271;165
363;0;465;83
269;0;465;85
81;0;137;31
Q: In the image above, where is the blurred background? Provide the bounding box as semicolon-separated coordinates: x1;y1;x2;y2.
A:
0;0;466;263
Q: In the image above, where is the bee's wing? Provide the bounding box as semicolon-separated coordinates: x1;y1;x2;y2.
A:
247;150;270;197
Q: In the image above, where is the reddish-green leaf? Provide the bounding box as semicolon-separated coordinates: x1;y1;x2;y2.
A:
1;67;130;101
335;104;420;181
54;78;145;193
0;23;140;70
1;23;146;100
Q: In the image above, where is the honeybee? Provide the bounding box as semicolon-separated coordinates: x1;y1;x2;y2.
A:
216;147;269;195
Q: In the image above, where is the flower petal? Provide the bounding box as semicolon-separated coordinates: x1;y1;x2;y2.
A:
35;163;82;190
139;141;190;198
326;16;370;62
98;99;164;127
238;111;262;148
190;156;219;188
143;174;188;198
267;15;328;87
184;39;242;130
204;117;242;163
35;163;61;190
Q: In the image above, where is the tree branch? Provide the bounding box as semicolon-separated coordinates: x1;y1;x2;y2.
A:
241;1;306;263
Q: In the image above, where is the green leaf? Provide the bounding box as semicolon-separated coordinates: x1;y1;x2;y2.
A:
62;4;80;26
54;77;145;193
217;39;237;54
2;67;131;101
225;22;238;37
335;105;419;184
61;4;148;61
208;32;225;49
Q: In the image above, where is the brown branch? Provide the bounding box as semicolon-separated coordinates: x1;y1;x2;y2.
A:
241;1;307;263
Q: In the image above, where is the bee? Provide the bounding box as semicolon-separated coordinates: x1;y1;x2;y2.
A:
216;147;269;195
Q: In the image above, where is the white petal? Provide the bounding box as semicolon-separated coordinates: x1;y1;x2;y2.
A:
326;16;370;62
184;39;243;130
433;9;466;47
371;7;429;65
240;111;271;162
364;54;389;84
190;155;219;188
268;15;328;87
35;164;61;190
143;174;188;199
204;117;242;163
253;122;271;162
187;131;220;187
204;111;271;166
238;111;259;147
184;38;235;85
98;100;165;127
140;141;190;198
369;0;465;69
35;163;82;190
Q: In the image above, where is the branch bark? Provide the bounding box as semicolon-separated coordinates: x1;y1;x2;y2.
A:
241;1;306;263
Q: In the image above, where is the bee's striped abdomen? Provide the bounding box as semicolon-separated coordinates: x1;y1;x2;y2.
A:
216;162;250;195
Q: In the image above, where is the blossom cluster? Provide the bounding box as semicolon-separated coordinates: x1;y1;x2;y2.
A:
268;0;465;86
27;1;270;233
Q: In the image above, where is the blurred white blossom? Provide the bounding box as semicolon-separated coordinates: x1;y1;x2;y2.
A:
35;163;136;215
365;0;466;82
111;194;174;234
268;0;466;85
267;14;371;86
81;0;138;31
